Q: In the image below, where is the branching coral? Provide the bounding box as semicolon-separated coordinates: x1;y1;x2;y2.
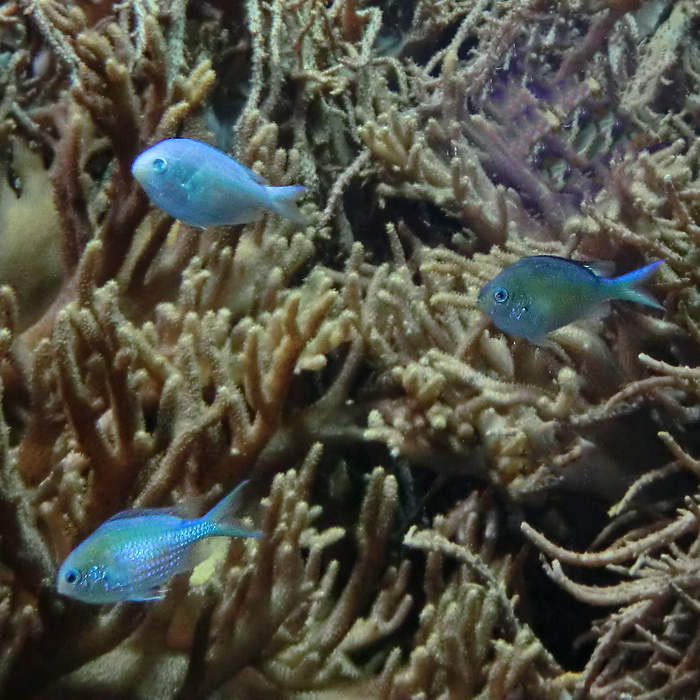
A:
34;446;410;698
3;0;217;337
523;490;700;700
344;224;669;502
1;0;700;698
519;352;700;699
391;494;572;700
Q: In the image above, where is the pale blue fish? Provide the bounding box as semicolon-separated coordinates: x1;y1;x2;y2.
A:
56;482;260;603
131;138;307;228
477;255;663;344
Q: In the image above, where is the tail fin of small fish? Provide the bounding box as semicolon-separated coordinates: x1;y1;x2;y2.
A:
267;185;308;226
609;260;664;311
203;481;262;538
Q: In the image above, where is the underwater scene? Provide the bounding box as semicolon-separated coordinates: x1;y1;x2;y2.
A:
0;0;699;698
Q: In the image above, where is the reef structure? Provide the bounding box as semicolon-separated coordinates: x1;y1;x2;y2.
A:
0;1;699;698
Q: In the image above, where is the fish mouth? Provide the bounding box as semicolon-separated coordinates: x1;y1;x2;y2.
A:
130;155;148;183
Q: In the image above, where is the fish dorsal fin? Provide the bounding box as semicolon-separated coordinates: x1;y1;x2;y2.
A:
579;260;615;278
105;499;204;523
105;507;181;523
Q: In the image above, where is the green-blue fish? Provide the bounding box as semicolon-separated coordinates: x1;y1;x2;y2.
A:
131;138;307;228
477;255;663;344
56;482;260;603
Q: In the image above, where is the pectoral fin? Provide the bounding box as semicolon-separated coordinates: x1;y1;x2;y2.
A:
128;586;167;602
529;335;556;349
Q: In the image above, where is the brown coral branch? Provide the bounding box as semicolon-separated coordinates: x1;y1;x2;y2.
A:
404;525;519;639
541;558;685;606
521;512;699;567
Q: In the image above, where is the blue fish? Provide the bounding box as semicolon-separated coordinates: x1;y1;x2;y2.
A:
131;138;307;228
477;255;663;344
56;482;260;603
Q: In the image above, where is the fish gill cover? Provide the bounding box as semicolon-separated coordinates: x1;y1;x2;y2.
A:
0;0;698;698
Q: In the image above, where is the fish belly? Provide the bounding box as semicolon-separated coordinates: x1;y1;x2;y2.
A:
192;176;267;227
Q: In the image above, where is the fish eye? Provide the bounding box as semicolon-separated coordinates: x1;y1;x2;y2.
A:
152;157;167;173
493;287;509;304
64;568;81;585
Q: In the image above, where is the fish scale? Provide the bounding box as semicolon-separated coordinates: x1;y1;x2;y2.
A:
131;138;308;228
125;522;216;581
477;255;663;344
56;482;261;603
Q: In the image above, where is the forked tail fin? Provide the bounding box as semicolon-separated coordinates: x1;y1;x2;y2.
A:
267;185;308;226
203;481;262;538
610;260;664;311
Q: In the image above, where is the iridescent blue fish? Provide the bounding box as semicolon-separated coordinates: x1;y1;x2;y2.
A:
56;482;260;603
477;255;663;344
131;138;307;228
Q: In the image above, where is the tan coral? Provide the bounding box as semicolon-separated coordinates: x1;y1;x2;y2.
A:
351;224;669;500
523;490;700;700
383;493;574;700
1;0;700;698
